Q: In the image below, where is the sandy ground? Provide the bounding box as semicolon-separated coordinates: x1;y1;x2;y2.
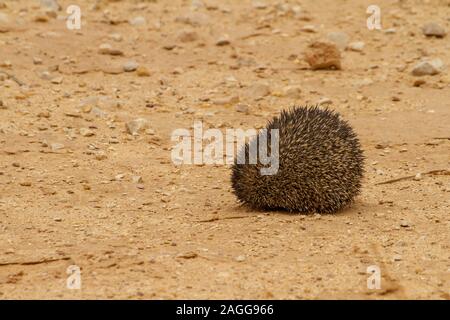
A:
0;0;449;299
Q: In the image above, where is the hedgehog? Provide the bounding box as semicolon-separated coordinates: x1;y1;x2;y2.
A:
231;105;364;213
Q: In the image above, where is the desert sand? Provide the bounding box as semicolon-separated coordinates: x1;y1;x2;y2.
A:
0;0;449;299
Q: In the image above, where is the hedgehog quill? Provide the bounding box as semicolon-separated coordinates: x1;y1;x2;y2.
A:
231;106;364;213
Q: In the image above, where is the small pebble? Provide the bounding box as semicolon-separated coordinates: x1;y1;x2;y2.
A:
173;67;184;75
129;16;146;26
33;57;43;65
177;251;198;259
400;221;410;228
412;59;443;76
98;43;124;56
235;104;249;113
126;118;150;135
51;143;65;151
347;41;365;52
422;22;447;38
95;151;107;160
80;128;94;137
115;174;125;181
177;30;198;43
318;97;332;106
136;66;151;77
413;79;426;87
51;77;63;84
384;28;396;34
109;33;122;42
123;61;139;72
300;25;317;33
216;35;231;46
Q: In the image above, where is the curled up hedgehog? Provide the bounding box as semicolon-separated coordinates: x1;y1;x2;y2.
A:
231;106;364;213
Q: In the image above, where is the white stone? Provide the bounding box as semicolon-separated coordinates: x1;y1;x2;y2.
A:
347;41;365;52
123;60;139;72
129;16;146;26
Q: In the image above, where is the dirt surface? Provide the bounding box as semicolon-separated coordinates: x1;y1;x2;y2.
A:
0;0;449;299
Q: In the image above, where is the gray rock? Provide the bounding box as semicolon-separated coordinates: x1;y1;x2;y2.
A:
123;60;139;72
412;59;443;76
422;22;447;38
